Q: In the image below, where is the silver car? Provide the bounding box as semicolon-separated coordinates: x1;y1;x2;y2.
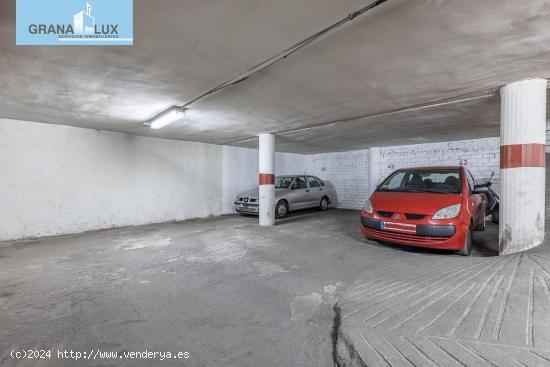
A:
234;175;335;218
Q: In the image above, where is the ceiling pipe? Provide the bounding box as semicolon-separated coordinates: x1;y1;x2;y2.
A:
145;0;390;128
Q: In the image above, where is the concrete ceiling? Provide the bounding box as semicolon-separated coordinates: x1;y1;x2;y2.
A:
1;0;550;153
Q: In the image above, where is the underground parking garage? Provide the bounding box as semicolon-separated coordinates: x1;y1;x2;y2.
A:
2;0;550;366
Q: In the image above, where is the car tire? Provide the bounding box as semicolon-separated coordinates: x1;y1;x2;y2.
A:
275;200;288;219
457;226;472;256
474;216;486;231
319;197;329;211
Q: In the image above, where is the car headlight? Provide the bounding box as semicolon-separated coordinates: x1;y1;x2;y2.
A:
362;199;373;214
433;204;461;219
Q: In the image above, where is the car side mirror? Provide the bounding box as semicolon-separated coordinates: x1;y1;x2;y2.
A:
473;184;489;195
291;184;298;189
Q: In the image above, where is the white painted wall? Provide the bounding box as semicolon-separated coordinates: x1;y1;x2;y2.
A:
0;119;306;242
0;118;509;241
0;119;224;241
304;137;501;210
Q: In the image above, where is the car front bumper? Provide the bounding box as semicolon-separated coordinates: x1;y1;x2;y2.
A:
360;215;465;250
234;201;259;214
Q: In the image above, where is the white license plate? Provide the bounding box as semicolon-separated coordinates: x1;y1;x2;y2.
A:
381;221;417;233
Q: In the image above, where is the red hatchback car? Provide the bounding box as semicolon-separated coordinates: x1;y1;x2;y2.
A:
360;166;487;256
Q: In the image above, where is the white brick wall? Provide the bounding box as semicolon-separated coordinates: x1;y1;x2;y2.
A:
379;137;500;192
304;150;369;209
304;137;501;210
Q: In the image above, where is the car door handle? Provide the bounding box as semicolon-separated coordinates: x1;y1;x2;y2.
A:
319;188;322;191
306;189;309;192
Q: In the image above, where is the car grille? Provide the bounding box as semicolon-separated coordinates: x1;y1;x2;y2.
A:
250;199;257;203
377;211;425;220
364;227;448;243
405;213;425;220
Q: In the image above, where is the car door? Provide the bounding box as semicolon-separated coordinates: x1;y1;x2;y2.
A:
306;176;323;207
316;177;331;202
286;176;309;210
466;169;485;225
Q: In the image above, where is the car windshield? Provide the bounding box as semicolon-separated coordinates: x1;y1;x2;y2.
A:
377;169;461;194
275;176;295;189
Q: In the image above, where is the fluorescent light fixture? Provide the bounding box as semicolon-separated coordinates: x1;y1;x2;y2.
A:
145;106;186;129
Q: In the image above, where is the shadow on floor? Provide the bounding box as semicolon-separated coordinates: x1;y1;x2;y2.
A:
242;208;500;257
276;208;333;224
239;207;336;225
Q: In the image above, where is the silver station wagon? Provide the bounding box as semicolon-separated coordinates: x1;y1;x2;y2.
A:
234;175;335;219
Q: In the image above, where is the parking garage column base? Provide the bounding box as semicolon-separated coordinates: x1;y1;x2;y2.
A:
499;79;547;254
259;134;275;226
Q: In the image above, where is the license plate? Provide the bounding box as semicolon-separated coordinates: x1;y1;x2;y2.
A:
381;221;416;233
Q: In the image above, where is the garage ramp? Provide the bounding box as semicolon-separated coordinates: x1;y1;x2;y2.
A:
335;157;550;366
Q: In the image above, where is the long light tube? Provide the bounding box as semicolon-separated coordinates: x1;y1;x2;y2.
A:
146;107;186;129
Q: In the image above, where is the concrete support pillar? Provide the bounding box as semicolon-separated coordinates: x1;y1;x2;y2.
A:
499;79;547;254
259;134;275;226
368;147;381;196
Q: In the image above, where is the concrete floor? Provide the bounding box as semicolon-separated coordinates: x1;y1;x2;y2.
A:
0;207;537;367
0;209;418;366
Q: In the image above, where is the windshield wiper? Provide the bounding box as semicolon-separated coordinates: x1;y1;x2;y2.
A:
379;188;456;194
407;188;458;194
377;188;421;192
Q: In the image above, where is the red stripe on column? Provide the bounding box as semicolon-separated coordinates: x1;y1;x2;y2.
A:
500;143;546;168
259;173;275;185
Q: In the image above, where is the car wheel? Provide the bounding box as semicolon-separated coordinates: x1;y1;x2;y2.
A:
491;208;499;224
275;200;288;219
474;215;486;231
457;226;472;256
319;197;329;211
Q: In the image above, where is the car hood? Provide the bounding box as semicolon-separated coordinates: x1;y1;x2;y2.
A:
238;187;287;199
370;191;461;215
239;188;259;198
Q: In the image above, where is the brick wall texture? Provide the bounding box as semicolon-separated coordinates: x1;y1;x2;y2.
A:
305;137;501;210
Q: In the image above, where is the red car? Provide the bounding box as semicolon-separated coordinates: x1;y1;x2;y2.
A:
360;166;487;256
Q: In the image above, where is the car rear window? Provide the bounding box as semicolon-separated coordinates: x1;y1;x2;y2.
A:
377;169;461;194
307;176;320;188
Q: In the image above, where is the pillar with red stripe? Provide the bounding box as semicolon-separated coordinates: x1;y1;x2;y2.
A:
500;79;547;254
259;133;275;226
